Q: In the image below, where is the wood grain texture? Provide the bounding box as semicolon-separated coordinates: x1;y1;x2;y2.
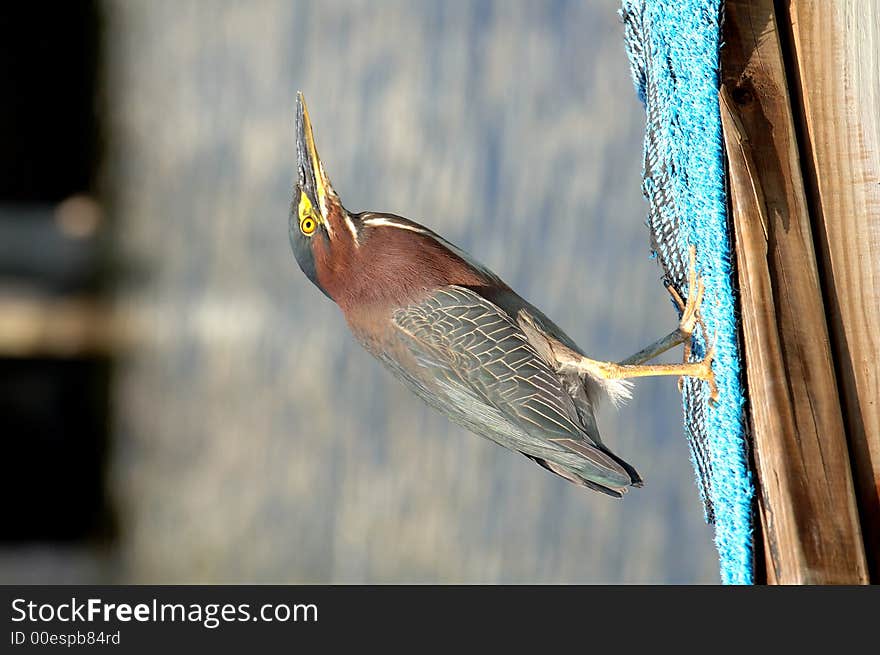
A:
720;87;789;586
721;0;868;584
782;0;880;581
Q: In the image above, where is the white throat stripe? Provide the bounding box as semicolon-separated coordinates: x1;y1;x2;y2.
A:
344;214;360;245
362;217;431;236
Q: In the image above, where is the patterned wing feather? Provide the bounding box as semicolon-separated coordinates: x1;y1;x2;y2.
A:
391;285;633;490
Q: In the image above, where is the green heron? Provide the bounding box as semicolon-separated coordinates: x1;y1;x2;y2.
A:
289;92;716;497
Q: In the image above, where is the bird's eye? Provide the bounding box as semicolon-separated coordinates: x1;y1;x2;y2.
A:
300;216;317;236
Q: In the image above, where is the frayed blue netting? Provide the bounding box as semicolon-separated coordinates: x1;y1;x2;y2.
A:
620;0;754;585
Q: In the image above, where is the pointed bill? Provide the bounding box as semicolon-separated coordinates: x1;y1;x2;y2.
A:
295;91;332;216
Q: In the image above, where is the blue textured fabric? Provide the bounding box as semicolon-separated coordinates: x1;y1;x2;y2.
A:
619;0;754;585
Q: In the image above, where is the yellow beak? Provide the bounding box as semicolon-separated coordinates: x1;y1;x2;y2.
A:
295;91;332;215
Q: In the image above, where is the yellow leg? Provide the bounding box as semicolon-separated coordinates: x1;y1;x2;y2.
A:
560;245;720;403
676;246;705;341
663;245;705;361
621;246;707;367
618;328;687;366
560;348;719;403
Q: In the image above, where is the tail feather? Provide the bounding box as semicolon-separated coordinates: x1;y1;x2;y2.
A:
524;454;634;498
597;443;644;488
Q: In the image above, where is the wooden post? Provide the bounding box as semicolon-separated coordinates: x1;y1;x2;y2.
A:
780;0;880;581
0;296;124;357
720;0;869;584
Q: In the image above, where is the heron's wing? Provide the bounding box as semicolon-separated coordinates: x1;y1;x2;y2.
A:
391;285;631;488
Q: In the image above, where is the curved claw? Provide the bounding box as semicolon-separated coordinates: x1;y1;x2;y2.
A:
677;342;719;404
700;344;720;405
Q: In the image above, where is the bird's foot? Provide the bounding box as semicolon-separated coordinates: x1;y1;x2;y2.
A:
666;245;709;360
559;244;719;403
558;348;718;404
668;246;719;403
675;340;720;404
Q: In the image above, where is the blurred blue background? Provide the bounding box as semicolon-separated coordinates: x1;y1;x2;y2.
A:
0;0;717;583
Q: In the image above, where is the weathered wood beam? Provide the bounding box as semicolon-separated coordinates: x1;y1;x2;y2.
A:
781;0;880;581
720;0;868;584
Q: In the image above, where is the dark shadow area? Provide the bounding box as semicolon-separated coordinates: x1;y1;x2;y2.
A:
0;1;114;545
0;357;113;541
0;2;100;203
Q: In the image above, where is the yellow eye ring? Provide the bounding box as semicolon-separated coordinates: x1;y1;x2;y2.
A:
300;216;317;236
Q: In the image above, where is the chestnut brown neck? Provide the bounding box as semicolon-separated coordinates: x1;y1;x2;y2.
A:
313;217;496;315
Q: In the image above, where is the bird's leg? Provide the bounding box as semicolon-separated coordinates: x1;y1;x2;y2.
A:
553;246;720;402
665;245;706;363
617;328;687;366
554;343;718;401
619;245;709;365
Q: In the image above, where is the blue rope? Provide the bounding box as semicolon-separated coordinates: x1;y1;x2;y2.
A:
620;0;754;585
